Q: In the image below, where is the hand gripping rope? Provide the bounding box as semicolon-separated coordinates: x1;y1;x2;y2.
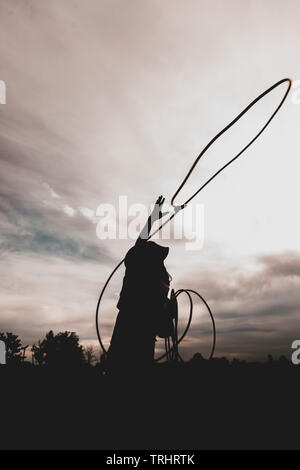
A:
96;78;291;362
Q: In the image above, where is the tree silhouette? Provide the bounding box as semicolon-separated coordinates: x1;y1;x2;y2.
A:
31;330;84;367
0;331;22;363
84;345;98;366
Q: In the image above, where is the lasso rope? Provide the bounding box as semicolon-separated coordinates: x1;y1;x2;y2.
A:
96;78;292;360
156;289;216;362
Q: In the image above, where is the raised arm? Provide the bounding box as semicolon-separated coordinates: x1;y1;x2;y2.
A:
136;195;168;244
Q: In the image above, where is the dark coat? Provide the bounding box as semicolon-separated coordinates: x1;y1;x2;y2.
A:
107;240;170;370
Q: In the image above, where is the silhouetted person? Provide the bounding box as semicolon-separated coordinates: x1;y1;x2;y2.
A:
107;196;172;374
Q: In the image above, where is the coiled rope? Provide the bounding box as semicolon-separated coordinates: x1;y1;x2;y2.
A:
156;288;216;362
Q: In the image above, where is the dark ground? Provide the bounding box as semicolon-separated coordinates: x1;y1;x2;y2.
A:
1;358;299;450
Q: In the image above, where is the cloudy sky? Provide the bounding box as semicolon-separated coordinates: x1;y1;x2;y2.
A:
0;0;299;361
